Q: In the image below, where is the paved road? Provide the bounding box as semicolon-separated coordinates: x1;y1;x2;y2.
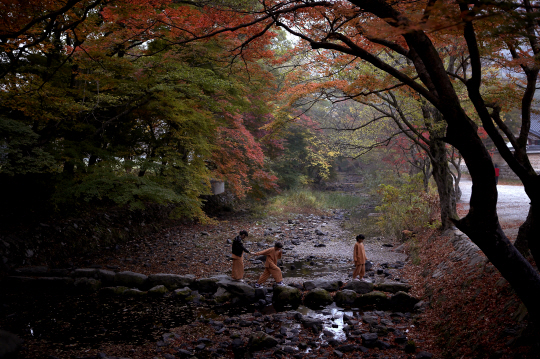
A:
458;179;529;228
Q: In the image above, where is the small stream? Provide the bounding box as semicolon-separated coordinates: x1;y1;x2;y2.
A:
1;291;382;350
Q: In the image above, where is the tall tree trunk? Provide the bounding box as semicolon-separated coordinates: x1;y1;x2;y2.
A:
515;200;540;266
429;137;458;230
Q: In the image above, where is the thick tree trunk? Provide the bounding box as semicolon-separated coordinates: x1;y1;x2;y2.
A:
429;138;458;230
515;201;540;266
445;112;540;326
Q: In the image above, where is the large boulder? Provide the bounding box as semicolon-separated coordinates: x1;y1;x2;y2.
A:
355;291;389;309
248;331;279;351
213;287;233;303
148;285;169;296
196;276;228;294
95;269;116;285
219;279;256;302
14;266;49;276
343;280;374;294
72;268;116;285
173;287;192;299
304;288;333;309
99;286;128;295
115;271;147;289
303;279;342;292
375;281;411;293
123;288;147;297
389;291;420;312
74;277;102;293
334;289;358;307
361;333;379;348
147;274;195;290
273;285;302;310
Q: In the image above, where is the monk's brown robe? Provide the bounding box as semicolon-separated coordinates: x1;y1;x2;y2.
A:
231;254;244;280
255;247;283;284
353;241;367;279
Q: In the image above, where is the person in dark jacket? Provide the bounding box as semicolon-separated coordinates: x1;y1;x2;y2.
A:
231;230;250;281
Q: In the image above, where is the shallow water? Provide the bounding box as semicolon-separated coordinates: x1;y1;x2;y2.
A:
245;258;350;279
0;293;218;346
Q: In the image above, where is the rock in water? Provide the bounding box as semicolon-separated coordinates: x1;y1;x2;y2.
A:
304;288;333;309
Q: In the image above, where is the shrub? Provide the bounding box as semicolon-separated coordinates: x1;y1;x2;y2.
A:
375;173;439;239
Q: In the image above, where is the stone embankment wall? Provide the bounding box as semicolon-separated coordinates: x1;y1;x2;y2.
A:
416;229;530;357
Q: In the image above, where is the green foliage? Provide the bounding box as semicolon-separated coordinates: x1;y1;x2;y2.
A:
375;173;439;239
251;188;365;218
270;122;338;189
0;117;56;175
0;25;280;222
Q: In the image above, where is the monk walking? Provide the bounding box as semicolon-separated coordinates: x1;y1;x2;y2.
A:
353;234;367;281
254;242;284;287
231;230;250;282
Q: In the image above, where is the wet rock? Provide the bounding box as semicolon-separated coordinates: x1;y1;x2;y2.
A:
303;279;341;291
343;280;374;294
304;288;333;309
301;317;324;333
219;279;256;301
176;348;193;357
147;274;195;290
149;285;169;295
272;285;301;309
95;269;116;285
173;287;192;299
389;291;420;312
114;271;147;289
333;349;344;358
375;281;411;293
124;288;146;296
213;287;232;303
355;291;389;309
99;286;128;295
336;344;358;352
365;261;374;271
361;333;378;348
394;330;407;344
376;339;391;349
248;331;278;351
196;276;225;294
362;315;378;325
334;289;358;307
74;277;102;293
14;266;49;276
416;351;434;358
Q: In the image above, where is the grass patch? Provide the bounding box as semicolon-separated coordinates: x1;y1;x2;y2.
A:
250;189;368;219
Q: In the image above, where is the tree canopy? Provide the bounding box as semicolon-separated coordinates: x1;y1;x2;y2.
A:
3;0;540;328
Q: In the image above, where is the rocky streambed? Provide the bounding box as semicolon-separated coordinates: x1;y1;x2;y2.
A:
1;208;435;358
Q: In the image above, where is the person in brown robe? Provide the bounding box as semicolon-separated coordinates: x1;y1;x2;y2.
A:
353;234;367;280
231;230;250;281
254;242;284;287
